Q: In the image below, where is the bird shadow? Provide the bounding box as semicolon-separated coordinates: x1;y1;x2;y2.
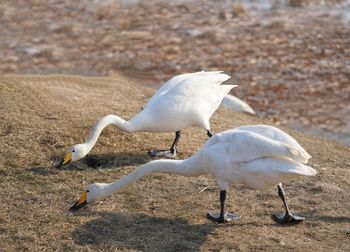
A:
53;152;152;170
316;215;350;224
84;152;152;169
29;166;60;176
269;211;350;226
290;210;350;224
268;210;317;227
73;211;216;251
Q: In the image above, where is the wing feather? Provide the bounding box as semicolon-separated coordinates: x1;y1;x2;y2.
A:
204;129;307;164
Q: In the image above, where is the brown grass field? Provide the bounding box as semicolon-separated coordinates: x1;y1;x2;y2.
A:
0;75;349;251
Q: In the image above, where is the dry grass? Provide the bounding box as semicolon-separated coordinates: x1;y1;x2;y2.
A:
0;74;349;251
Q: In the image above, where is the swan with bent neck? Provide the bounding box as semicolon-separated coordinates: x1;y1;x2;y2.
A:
70;125;316;224
57;71;236;167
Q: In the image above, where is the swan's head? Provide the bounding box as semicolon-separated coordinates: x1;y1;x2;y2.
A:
69;183;108;211
56;144;88;168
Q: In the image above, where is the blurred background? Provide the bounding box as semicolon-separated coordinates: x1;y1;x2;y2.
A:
1;0;349;144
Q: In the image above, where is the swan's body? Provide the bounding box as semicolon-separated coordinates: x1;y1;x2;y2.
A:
71;125;316;224
135;71;233;132
58;71;235;167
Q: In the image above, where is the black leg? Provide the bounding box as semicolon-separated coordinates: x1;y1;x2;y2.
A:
278;183;292;217
273;183;305;224
170;131;181;153
207;190;240;223
148;131;181;158
219;190;226;223
207;129;214;137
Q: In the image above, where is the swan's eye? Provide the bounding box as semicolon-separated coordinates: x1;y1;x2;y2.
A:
72;150;75;153
86;190;89;192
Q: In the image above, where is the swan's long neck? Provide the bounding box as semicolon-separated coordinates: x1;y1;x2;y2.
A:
103;156;207;197
86;114;136;151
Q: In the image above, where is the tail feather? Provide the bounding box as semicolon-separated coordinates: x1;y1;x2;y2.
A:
221;94;256;115
288;146;311;164
289;164;317;176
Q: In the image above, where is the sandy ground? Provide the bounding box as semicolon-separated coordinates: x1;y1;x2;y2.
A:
0;75;349;251
0;0;350;144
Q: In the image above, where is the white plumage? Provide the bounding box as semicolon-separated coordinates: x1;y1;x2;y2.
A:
58;71;236;166
140;71;234;132
221;94;256;115
202;125;314;191
70;125;316;224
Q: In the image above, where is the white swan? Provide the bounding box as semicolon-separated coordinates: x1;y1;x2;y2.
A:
70;125;316;224
57;71;235;167
221;94;255;115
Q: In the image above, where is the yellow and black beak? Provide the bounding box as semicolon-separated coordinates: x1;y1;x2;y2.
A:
56;152;72;168
69;191;88;211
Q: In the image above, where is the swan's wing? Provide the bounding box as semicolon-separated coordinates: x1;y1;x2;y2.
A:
159;73;232;99
158;74;234;118
137;72;234;132
239;157;316;190
145;72;234;118
203;129;307;164
151;71;227;100
235;125;311;163
221;94;256;115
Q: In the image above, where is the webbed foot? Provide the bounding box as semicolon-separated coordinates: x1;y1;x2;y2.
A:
148;149;176;158
273;212;305;224
207;212;240;223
